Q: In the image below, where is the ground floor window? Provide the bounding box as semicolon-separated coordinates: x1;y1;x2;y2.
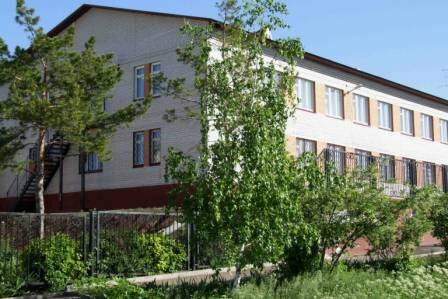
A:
380;154;395;181
422;162;436;186
80;153;102;173
150;129;161;165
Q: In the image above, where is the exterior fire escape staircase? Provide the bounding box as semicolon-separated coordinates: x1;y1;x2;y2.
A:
7;135;70;212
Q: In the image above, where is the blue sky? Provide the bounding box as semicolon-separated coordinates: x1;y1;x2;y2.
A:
1;0;448;99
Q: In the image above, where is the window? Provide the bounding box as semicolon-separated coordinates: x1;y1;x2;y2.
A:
353;94;369;125
422;162;436;186
325;86;343;118
133;132;145;167
443;165;448;192
400;108;414;135
151;63;162;97
402;158;416;185
378;101;392;130
379;154;395;181
355;149;372;170
297;78;315;111
296;138;316;156
421;114;434;140
134;65;145;99
29;147;38;161
150;129;161;165
326;144;345;174
80;153;102;173
440;119;448;143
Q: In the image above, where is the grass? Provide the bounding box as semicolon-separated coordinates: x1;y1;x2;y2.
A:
78;259;448;299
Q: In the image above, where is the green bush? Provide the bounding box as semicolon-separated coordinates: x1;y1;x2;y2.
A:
23;233;87;291
99;231;186;276
431;193;448;253
0;245;26;297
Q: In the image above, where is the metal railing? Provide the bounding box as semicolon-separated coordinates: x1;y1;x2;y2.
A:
319;149;448;197
0;210;198;283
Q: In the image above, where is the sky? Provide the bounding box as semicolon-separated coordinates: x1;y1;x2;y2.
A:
1;0;448;99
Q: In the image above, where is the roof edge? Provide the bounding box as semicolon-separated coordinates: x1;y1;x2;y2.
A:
46;4;447;106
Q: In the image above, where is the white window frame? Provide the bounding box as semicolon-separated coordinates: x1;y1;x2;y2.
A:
151;62;162;97
134;65;145;100
296;78;315;112
378;101;393;130
440;119;448;144
400;108;414;135
325;86;343;119
296;138;317;156
133;131;145;167
421;113;434;140
353;94;369;125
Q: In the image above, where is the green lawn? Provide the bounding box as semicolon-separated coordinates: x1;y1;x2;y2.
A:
79;260;448;299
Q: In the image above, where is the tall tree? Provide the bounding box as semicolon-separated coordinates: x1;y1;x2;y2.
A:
0;1;150;237
165;0;305;286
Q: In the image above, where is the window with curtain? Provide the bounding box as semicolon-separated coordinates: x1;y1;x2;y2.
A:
379;154;395;181
327;144;345;174
152;63;162;97
423;162;436;186
80;153;102;173
296;138;316;156
134;65;145;99
150;129;161;165
297;78;315;111
443;165;448;192
440;119;448;143
325;86;343;118
400;108;414;135
402;158;416;185
133;132;145;167
355;149;372;170
353;94;369;124
378;101;392;130
421;114;434;140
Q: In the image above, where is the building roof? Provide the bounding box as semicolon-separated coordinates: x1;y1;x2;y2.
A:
47;4;448;106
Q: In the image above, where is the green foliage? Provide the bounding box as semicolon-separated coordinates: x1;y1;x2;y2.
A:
23;233;87;291
165;0;306;280
430;192;448;253
99;231;186;276
0;245;26;297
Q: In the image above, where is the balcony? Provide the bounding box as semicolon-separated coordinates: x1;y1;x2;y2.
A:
318;149;448;198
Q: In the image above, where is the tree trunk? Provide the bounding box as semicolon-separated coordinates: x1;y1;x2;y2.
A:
232;244;246;289
35;129;46;239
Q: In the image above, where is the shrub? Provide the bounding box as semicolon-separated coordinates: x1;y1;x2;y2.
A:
23;233;87;291
430;193;448;253
0;245;26;297
99;230;186;276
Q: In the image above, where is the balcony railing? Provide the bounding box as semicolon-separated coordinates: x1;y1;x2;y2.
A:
318;149;448;198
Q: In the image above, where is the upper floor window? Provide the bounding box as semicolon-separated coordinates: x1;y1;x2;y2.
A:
297;78;315;112
353;94;369;125
296;138;316;156
400;108;414;135
355;149;372;170
378;101;392;130
379;154;395;181
150;129;161;165
421;113;434;140
81;153;102;173
440;119;448;144
151;63;162;97
133;131;145;167
422;162;436;186
325;86;343;119
134;65;145;100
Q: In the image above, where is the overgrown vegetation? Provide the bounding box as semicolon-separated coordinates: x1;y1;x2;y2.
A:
99;231;186;276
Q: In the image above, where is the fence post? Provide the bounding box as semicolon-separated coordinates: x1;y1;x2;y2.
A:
82;213;87;263
96;210;100;275
187;222;191;270
88;209;95;276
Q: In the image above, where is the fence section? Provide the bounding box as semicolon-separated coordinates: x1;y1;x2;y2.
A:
0;211;197;283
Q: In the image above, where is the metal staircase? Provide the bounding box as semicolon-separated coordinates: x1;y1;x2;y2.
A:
9;135;70;212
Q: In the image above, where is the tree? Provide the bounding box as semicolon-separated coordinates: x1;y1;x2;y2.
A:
0;1;150;237
430;192;448;255
298;154;404;271
165;0;305;287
